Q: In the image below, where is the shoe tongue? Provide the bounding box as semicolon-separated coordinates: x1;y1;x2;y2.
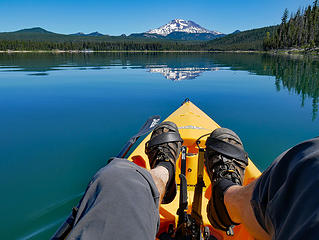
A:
210;128;243;146
216;136;243;147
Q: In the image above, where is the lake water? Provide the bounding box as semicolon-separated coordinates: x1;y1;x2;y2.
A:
0;52;318;239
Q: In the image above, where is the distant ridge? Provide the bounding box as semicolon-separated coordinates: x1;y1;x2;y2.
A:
13;27;54;34
0;27;114;41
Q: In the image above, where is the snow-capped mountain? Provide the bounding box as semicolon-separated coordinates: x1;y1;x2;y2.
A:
147;19;223;36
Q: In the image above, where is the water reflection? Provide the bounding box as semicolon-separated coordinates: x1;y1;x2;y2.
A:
209;53;319;120
263;55;319;121
147;66;219;81
0;52;319;119
28;73;49;76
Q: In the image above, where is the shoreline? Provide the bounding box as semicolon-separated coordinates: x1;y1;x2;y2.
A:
267;48;319;56
0;50;267;54
0;50;266;53
0;49;318;56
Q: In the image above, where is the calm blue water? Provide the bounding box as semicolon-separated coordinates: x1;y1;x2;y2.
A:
0;52;318;239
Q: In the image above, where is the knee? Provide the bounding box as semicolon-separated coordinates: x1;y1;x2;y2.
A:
92;158;139;185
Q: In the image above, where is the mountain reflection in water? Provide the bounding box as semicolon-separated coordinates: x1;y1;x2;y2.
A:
147;66;219;81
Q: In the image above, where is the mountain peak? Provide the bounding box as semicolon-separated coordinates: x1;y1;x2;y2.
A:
70;31;104;36
87;31;103;36
231;30;241;34
146;19;223;36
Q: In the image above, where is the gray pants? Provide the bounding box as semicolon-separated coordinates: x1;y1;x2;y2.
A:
67;158;160;240
67;138;319;240
251;137;319;240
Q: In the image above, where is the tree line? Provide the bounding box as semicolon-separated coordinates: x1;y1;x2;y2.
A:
0;39;207;51
263;1;319;50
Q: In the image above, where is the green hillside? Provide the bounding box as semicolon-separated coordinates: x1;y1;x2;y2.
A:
206;26;278;51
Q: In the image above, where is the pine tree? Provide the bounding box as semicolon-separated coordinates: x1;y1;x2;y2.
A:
282;8;289;24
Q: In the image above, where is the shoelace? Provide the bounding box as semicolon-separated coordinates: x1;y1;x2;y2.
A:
210;155;242;184
155;146;174;161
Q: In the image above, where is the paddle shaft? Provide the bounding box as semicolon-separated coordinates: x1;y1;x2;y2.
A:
117;140;136;158
117;115;160;158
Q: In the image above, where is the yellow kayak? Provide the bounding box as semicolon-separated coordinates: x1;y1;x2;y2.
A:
128;100;261;240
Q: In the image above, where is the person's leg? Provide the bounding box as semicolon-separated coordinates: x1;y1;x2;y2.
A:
248;137;319;240
224;182;270;240
206;130;319;240
66;158;162;240
150;166;169;203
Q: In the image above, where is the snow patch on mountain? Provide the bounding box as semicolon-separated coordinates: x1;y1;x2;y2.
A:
147;19;222;36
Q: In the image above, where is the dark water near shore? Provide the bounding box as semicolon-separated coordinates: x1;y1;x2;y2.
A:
0;52;318;239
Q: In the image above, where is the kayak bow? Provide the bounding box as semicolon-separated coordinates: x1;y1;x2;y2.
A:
128;100;261;240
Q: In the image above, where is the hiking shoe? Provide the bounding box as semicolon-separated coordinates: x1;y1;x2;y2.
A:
145;121;183;204
205;128;248;234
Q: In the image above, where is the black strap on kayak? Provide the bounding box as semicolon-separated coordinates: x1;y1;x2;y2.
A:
175;146;191;240
146;132;183;148
174;137;210;240
206;137;248;164
177;146;188;221
180;146;187;177
190;147;206;239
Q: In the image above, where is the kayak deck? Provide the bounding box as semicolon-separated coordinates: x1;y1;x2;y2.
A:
128;101;261;240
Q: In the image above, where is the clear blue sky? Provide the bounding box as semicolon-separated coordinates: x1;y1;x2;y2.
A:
0;0;313;35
